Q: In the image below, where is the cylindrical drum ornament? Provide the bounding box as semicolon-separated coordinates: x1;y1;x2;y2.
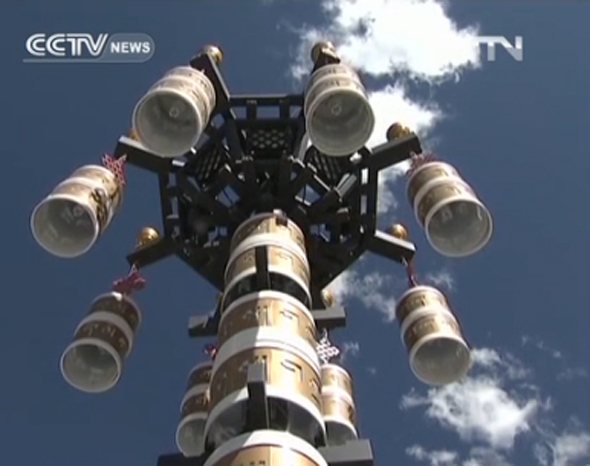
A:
205;328;325;449
222;236;312;311
132;66;216;158
30;165;124;258
304;63;375;157
176;362;213;457
396;285;471;386
320;364;357;445
60;291;141;393
407;161;492;257
218;291;317;348
204;431;328;466
229;212;306;258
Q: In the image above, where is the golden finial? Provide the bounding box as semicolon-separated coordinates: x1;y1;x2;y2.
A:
386;123;413;141
202;44;223;65
311;41;338;63
387;223;409;241
127;128;139;140
321;288;335;307
136;226;160;248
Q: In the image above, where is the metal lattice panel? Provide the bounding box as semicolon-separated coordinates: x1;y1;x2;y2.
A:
117;52;421;309
192;146;227;184
305;147;351;186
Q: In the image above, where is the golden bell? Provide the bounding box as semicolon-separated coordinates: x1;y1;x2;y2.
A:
136;226;160;248
311;40;337;63
202;44;223;65
321;288;334;307
386;123;412;141
388;223;409;241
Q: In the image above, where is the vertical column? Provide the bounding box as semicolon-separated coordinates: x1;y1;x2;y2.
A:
203;211;328;466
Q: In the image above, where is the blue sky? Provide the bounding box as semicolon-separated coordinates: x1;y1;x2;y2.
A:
1;1;589;465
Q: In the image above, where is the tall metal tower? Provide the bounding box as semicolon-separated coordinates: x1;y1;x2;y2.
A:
30;42;493;466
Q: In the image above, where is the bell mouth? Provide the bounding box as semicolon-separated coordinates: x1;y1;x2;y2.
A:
307;91;374;156
60;338;122;393
425;195;493;257
132;87;202;158
176;413;207;457
30;195;99;258
409;333;471;386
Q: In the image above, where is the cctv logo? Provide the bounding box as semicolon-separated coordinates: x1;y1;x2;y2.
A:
26;33;109;58
24;32;155;63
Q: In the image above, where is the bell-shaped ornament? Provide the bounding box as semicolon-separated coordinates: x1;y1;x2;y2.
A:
60;292;141;393
30;165;123;258
396;285;471;386
176;362;213;457
304;63;375;157
407;161;492;257
132;66;216;158
320;364;357;446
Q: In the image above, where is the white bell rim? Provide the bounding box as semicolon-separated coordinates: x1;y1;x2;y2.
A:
320;362;352;380
212;326;320;373
222;266;311;310
231;212;303;243
323;416;358;441
229;231;308;262
69;164;122;198
305;86;375;157
412;175;475;223
74;310;135;356
160;66;216;111
90;291;142;327
226;235;309;283
396;285;446;306
175;412;207;457
180;383;209;409
408;332;472;386
148;73;215;118
303;64;363;109
131;86;206;158
399;307;457;341
30;192;100;259
186;361;213;383
406;161;460;199
203;429;328;466
320;386;355;406
220;290;314;328
204;386;326;449
56;174;122;225
423;191;493;258
59;336;123;393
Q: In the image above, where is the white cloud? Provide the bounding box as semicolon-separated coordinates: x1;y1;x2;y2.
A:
400;378;541;450
424;268;455;292
521;335;588;381
406;444;459;466
400;348;546;450
550;432;590;466
327;270;400;321
340;340;360;362
402;346;590;466
406;445;514;466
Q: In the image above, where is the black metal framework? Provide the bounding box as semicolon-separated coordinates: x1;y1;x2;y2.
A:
117;50;422;310
111;47;423;466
